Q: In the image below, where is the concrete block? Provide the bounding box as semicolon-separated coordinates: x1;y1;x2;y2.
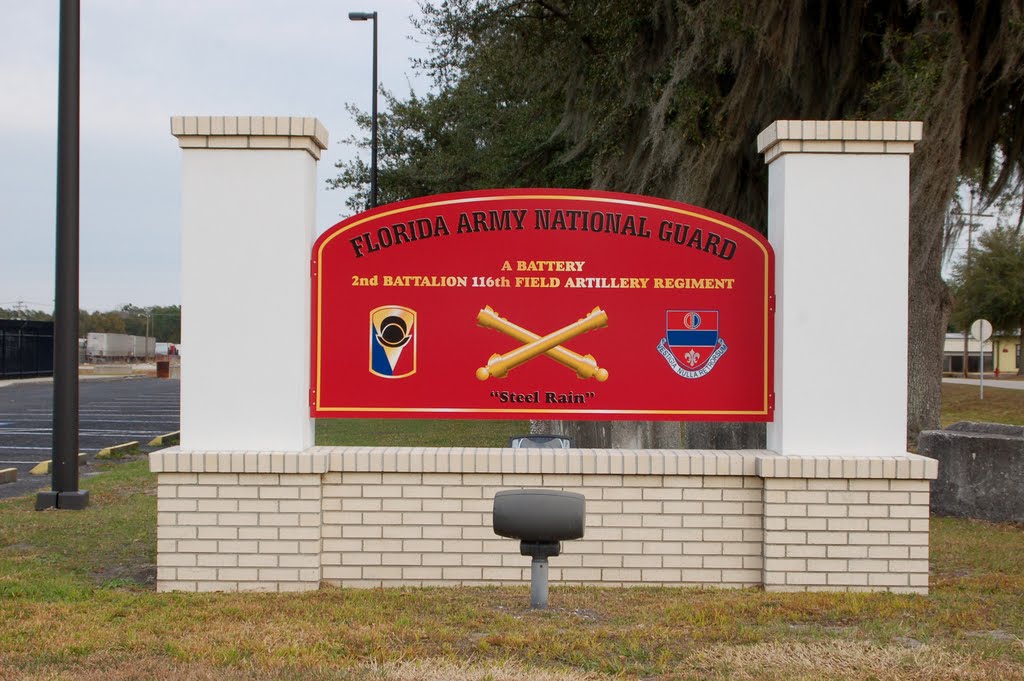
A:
30;452;88;475
921;424;1024;522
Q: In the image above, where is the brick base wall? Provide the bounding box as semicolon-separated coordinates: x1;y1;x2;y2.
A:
150;448;937;594
322;471;763;588
763;478;930;593
156;472;322;592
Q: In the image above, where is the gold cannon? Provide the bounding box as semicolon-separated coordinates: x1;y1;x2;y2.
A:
475;306;609;381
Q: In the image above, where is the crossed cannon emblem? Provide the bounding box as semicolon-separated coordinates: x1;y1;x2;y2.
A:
475;305;609;382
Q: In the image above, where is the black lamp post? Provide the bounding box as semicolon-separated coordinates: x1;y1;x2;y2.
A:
348;10;378;209
37;0;88;511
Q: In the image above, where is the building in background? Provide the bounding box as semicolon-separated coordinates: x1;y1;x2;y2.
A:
993;331;1022;375
943;331;1021;375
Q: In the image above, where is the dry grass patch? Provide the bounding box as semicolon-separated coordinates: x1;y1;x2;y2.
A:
691;640;1024;680
0;656;603;681
356;659;602;680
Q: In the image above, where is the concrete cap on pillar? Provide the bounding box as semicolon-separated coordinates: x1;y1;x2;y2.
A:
170;116;329;160
757;120;922;164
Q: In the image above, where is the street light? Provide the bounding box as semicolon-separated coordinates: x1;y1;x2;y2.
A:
349;10;378;209
37;0;88;510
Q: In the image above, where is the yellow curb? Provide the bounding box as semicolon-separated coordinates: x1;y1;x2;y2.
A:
0;467;16;484
147;431;180;447
29;453;88;475
97;441;140;459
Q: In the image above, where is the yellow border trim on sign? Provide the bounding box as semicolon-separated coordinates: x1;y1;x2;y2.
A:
314;193;772;416
313;407;769;416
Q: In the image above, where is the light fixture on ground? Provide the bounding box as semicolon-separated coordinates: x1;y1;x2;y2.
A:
493;489;585;609
348;10;378;209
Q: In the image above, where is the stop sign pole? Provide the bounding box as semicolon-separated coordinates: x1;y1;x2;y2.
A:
970;318;993;400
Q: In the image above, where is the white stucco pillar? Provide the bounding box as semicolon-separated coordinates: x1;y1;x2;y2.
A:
172;116;328;451
759;121;922;457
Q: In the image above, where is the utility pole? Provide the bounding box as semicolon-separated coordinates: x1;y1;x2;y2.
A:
953;189;993;377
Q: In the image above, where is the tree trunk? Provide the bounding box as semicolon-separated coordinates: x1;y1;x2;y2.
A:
906;273;951;444
685;422;765;449
541;420;681;448
904;42;967;444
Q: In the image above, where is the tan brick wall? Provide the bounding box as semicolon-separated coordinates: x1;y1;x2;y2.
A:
321;472;763;588
763;478;930;593
150;448;937;594
156;472;322;592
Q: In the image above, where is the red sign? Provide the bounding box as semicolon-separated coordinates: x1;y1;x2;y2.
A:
311;189;774;420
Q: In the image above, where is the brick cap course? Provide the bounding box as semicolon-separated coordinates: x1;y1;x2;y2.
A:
758;455;937;480
170;116;329;160
150;447;936;480
149;448;328;474
757;120;922;164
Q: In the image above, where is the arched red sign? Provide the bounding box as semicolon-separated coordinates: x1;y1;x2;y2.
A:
311;189;774;420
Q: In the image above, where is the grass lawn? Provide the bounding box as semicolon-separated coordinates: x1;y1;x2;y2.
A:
939;383;1024;428
315;418;529;447
1;390;1022;679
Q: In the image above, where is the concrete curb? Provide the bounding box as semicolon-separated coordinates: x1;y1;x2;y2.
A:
148;431;181;447
30;453;88;475
0;374;146;389
97;441;140;459
0;468;16;484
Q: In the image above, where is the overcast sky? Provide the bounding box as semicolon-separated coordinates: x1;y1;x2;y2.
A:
0;0;431;312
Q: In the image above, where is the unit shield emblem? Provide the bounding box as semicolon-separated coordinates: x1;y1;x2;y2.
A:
369;306;416;378
656;310;728;379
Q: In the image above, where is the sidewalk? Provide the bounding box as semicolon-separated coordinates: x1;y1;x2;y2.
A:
942;376;1024;391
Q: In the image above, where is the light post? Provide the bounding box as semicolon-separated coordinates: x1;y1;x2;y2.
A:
144;307;153;360
37;0;88;510
349;10;378;209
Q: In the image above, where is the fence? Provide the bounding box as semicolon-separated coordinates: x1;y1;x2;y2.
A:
0;320;54;379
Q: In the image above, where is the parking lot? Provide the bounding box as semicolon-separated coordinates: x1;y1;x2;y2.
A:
0;377;179;497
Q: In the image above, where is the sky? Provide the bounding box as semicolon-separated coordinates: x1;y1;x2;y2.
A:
0;0;431;312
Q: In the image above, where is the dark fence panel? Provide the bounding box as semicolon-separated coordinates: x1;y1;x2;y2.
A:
0;320;54;379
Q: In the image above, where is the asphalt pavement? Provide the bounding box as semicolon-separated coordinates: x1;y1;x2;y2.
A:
0;377;179;499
